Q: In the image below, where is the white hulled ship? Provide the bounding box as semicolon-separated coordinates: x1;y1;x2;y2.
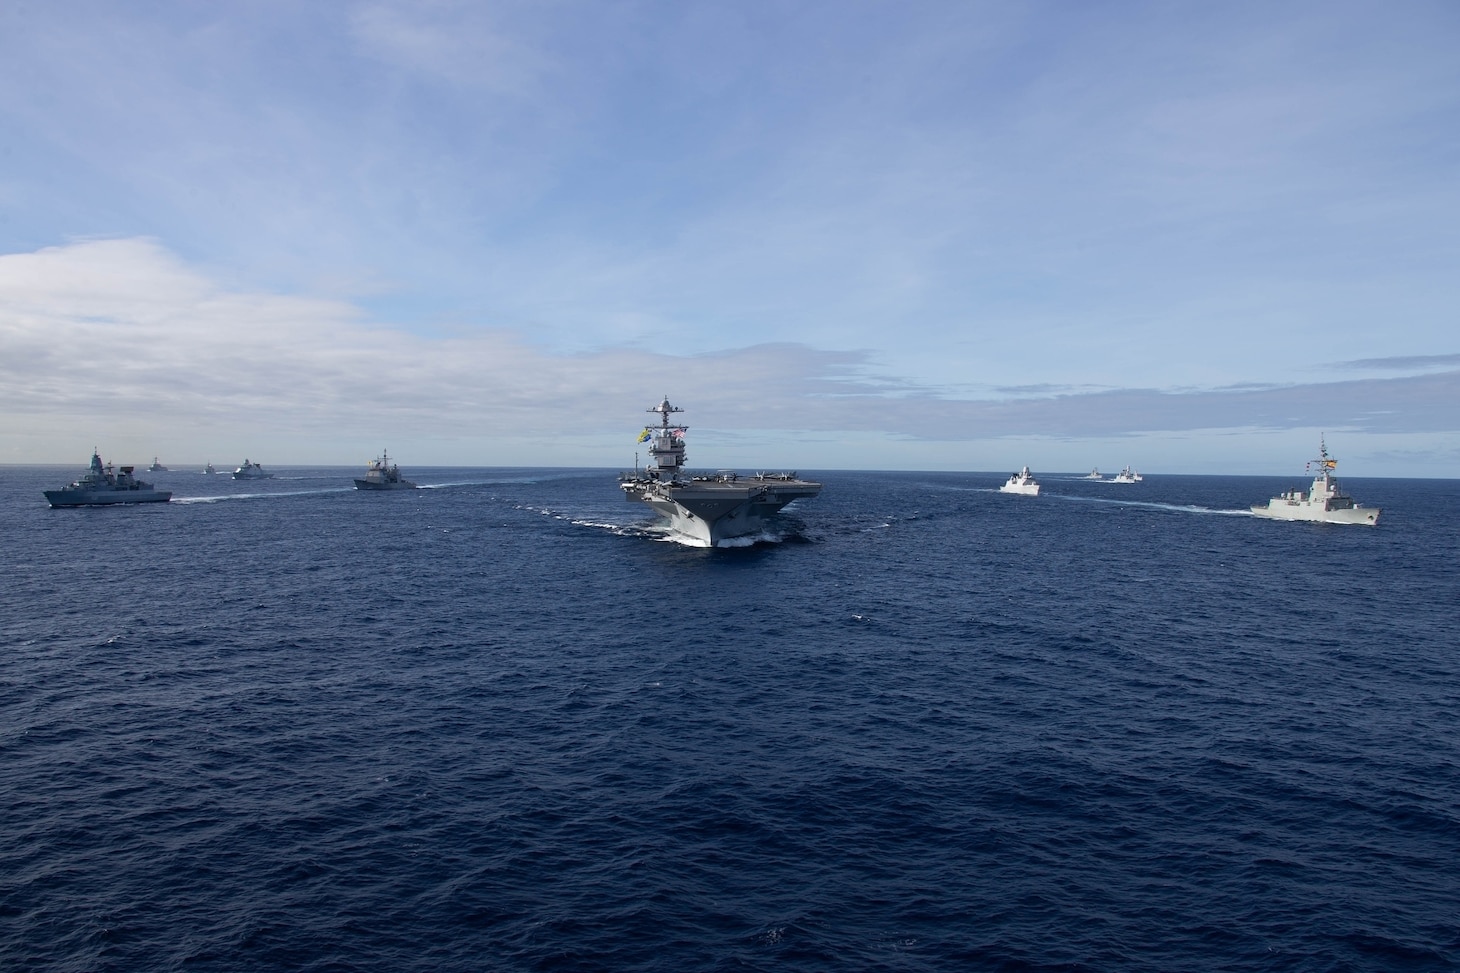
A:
619;397;821;547
1112;466;1143;483
999;466;1040;496
44;450;172;507
1250;439;1379;526
232;459;272;479
1084;469;1103;480
355;450;417;490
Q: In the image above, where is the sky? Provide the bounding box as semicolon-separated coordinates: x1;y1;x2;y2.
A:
1;0;1457;475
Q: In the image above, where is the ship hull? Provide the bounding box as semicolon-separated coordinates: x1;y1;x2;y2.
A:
1250;502;1379;525
624;476;820;546
999;483;1039;496
45;489;171;507
354;479;416;490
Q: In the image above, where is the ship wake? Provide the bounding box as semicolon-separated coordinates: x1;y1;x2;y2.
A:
173;488;353;504
1055;494;1251;517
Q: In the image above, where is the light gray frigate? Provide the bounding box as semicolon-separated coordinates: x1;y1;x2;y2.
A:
999;466;1040;495
1250;438;1379;525
232;459;273;479
355;450;417;490
44;450;172;507
619;397;821;546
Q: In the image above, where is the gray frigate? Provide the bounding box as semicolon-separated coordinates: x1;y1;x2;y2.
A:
232;459;273;479
619;397;821;547
44;450;172;507
1250;438;1379;525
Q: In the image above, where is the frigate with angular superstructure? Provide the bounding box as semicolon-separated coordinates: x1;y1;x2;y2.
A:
999;466;1040;496
44;450;172;507
619;397;821;546
1250;438;1379;525
232;459;272;479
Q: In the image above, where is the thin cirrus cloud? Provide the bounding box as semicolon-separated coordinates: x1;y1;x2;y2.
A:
1337;354;1460;372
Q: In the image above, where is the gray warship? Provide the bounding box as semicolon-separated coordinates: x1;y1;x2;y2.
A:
619;397;821;546
355;450;417;490
999;466;1040;495
232;459;272;479
1250;438;1380;525
44;450;172;507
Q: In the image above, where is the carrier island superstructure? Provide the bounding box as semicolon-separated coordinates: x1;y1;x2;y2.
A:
619;397;821;546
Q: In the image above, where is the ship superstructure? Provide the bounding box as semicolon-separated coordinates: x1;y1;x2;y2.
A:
619;397;821;546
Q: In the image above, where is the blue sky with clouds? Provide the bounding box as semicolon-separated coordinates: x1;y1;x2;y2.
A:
2;1;1457;474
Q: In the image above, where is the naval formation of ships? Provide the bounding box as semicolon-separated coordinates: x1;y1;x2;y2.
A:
41;411;1380;531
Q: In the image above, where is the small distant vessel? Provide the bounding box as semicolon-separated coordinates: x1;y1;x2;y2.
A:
203;462;217;475
148;457;168;472
1250;439;1380;526
1112;466;1143;483
232;459;273;479
44;450;172;507
619;396;821;546
999;466;1040;496
355;450;417;490
1084;469;1103;480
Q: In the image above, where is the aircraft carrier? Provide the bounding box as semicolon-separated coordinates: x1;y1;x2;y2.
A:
619;397;821;546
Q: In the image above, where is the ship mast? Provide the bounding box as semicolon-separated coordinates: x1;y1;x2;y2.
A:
644;396;688;480
648;395;684;429
1307;435;1338;475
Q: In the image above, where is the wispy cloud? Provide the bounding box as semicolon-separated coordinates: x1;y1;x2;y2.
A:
349;1;553;95
1335;353;1460;372
3;240;1456;467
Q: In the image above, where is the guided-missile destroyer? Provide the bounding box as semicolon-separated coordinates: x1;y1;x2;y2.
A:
619;397;821;547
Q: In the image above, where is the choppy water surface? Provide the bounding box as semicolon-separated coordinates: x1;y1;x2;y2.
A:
3;466;1457;971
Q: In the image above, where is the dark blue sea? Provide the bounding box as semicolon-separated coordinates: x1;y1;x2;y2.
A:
3;465;1458;972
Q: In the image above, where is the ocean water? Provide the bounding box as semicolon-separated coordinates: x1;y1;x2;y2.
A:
2;465;1457;972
